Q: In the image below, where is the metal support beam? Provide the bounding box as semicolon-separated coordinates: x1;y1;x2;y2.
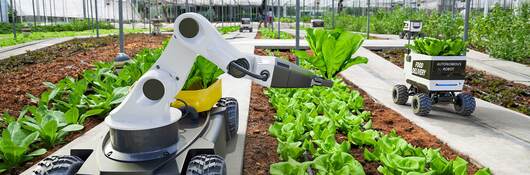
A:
366;0;370;38
10;0;16;40
332;0;335;28
277;0;280;39
463;0;471;42
32;0;36;27
95;0;99;37
295;0;300;65
115;0;130;61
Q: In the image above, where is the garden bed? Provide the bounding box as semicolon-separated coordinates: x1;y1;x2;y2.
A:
0;34;168;174
255;28;295;39
0;34;168;116
371;48;529;115
242;49;482;175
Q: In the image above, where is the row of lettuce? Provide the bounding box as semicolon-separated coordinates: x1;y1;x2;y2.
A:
0;20;114;34
0;37;225;173
324;4;530;64
267;28;491;174
259;27;295;39
0;41;166;173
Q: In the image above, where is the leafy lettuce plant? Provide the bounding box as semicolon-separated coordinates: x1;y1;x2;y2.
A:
294;28;368;79
0;122;46;172
406;37;467;56
270;158;312;175
182;55;224;90
312;151;365;175
21;106;84;147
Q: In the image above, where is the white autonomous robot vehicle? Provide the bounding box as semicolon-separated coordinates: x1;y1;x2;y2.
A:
31;13;332;175
392;51;476;116
399;20;424;39
310;19;325;28
239;18;253;32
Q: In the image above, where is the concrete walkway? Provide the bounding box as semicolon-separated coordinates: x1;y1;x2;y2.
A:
341;47;530;174
22;31;257;174
466;50;530;86
0;34;115;61
0;37;73;60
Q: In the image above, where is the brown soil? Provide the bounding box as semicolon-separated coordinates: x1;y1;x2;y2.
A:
340;79;480;174
372;48;530;115
0;34;169;116
371;48;406;68
0;34;169;174
243;83;280;175
254;48;297;63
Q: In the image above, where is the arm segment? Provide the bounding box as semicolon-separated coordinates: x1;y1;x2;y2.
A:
105;13;331;131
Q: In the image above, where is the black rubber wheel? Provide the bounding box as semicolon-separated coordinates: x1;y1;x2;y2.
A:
216;97;239;141
32;155;84;175
249;28;253;32
399;32;404;39
454;93;476;116
392;84;409;105
412;93;432;116
239;29;243;32
405;32;411;40
186;154;226;175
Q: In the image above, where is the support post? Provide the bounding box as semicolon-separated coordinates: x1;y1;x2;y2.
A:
115;0;130;62
366;0;370;39
332;0;335;28
484;0;489;17
277;0;280;39
42;0;46;25
95;0;99;37
32;0;37;27
295;0;300;65
463;0;471;42
10;0;16;40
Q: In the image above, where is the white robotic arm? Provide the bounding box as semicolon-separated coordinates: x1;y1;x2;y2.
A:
105;13;331;131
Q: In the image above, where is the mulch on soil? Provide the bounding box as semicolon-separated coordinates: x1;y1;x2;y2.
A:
243;83;280;175
242;49;482;175
0;34;169;116
0;34;168;174
372;48;529;115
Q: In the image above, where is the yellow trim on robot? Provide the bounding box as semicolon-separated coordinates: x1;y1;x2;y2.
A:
171;79;222;112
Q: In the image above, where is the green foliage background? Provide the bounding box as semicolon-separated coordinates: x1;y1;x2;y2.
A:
324;5;529;64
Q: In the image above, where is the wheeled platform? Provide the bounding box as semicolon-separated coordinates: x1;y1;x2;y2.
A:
240;18;253;32
392;52;476;116
32;98;239;175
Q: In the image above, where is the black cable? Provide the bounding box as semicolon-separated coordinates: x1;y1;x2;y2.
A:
175;98;190;117
229;62;269;81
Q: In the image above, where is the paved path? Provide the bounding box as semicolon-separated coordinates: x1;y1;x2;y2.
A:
0;37;73;60
0;34;114;61
466;50;530;86
341;47;530;174
22;31;257;174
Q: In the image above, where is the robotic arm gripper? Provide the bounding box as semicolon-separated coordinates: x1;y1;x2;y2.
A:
105;13;331;132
